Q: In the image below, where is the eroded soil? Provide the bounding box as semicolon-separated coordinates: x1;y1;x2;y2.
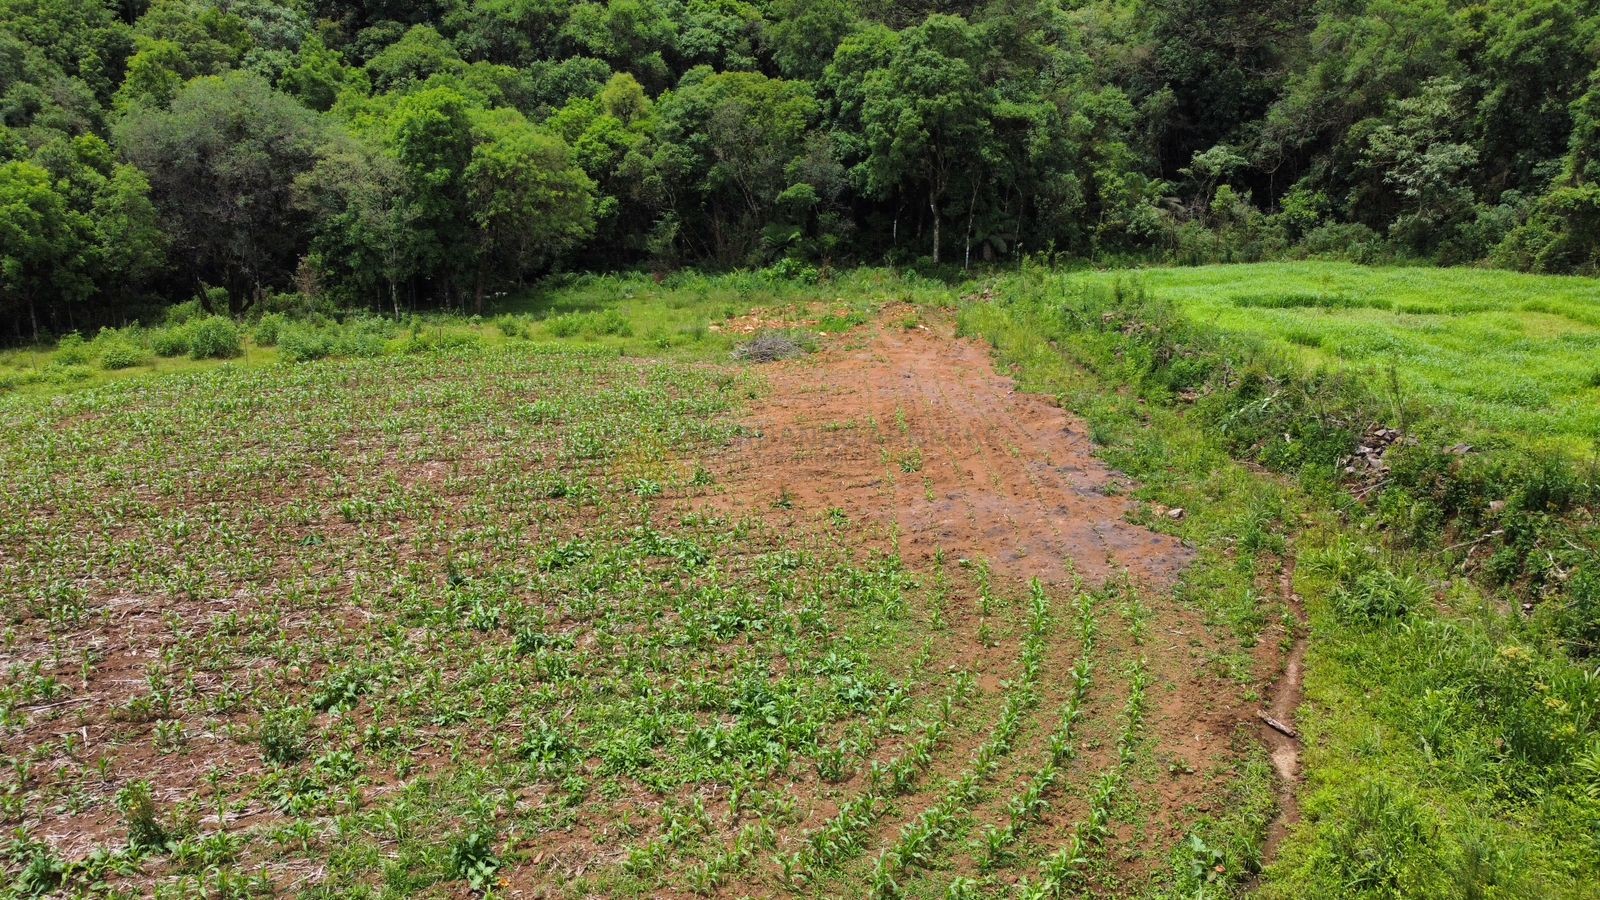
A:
705;309;1193;589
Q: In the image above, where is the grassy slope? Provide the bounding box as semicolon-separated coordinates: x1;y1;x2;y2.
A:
1069;262;1600;453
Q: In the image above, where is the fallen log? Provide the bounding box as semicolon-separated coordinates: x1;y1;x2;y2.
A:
1258;711;1299;740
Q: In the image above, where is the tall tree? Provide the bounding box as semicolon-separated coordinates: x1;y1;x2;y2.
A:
0;160;87;338
464;109;594;311
296;130;419;313
650;68;820;263
116;71;323;312
858;14;990;265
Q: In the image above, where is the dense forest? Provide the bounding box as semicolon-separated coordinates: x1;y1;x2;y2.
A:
5;0;1600;337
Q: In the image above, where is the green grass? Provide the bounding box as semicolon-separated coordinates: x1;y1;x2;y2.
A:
0;268;943;400
1066;262;1600;453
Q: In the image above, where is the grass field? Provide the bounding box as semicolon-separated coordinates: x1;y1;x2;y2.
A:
0;268;926;397
3;262;1598;898
1067;262;1600;453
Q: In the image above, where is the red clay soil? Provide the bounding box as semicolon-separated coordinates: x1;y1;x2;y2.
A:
704;310;1193;590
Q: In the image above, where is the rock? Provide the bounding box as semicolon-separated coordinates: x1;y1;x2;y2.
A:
1488;499;1507;514
1167;507;1186;520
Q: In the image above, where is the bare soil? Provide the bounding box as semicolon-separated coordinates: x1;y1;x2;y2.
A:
704;308;1193;590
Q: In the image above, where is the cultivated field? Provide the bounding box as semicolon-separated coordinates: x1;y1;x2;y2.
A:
3;264;1597;898
0;294;1274;897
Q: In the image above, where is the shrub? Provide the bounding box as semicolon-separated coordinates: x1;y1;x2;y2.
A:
151;326;190;357
253;313;288;347
116;780;170;852
278;323;335;362
449;828;501;891
522;719;577;773
258;705;310;765
1332;568;1426;624
494;314;528;337
187;316;242;359
1492;185;1600;274
98;340;148;370
55;333;91;365
1297;222;1390;264
164;299;204;326
43;363;93;383
333;317;393;357
766;257;821;284
590;308;631;336
1538;565;1600;654
545;313;582;337
403;328;480;354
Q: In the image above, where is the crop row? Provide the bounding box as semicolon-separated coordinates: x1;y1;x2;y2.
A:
866;580;1059;895
1016;658;1151;898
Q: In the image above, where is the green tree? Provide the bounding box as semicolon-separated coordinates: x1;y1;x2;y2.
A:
858;14;990;265
1358;77;1478;251
90;162;166;302
1470;0;1594;189
116;71;323;312
366;24;465;92
113;37;194;110
383;84;477;301
0;0;133;104
547;72;656;264
765;0;858;80
444;0;573;68
560;0;677;89
464;109;594;311
650;68;820;263
0;160;87;338
296;131;419;313
279;35;360;111
677;0;762;72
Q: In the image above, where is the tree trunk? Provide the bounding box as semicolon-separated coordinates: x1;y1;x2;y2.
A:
473;265;486;317
929;186;940;266
28;293;38;342
964;177;979;270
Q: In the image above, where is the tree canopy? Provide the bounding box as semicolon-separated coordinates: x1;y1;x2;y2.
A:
7;0;1600;336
